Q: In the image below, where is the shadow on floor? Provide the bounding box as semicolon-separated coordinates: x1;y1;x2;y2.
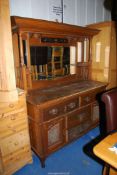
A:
83;134;105;167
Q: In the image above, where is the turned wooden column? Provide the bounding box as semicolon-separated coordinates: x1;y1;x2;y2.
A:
0;0;18;102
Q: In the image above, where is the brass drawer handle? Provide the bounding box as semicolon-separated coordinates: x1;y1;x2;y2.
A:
48;108;58;115
68;102;76;109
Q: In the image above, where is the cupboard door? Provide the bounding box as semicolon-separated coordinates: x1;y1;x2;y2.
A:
43;118;66;155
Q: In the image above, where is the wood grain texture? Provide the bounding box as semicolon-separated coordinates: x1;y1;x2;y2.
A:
94;133;117;175
87;21;117;89
0;89;32;175
0;0;18;102
11;16;99;37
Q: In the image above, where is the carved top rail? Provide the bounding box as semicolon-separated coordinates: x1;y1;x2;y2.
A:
11;16;99;39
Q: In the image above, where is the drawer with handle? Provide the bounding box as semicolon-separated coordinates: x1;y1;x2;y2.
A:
43;96;79;121
67;106;91;128
79;91;97;106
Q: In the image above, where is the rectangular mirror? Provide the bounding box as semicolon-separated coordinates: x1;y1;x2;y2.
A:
29;46;70;80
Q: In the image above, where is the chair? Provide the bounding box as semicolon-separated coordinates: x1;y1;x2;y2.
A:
101;88;117;134
31;64;48;80
101;88;117;175
48;46;64;78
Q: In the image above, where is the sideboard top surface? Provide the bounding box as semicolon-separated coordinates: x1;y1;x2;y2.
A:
27;80;107;105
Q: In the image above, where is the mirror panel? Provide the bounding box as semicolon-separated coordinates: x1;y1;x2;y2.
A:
29;46;70;80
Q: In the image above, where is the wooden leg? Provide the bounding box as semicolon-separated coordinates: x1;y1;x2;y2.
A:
103;164;117;175
103;164;110;175
40;158;45;168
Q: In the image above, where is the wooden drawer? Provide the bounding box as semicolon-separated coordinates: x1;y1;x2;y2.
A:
43;104;62;121
68;120;91;141
63;97;79;113
0;130;30;156
0;111;28;139
43;96;79;121
79;91;96;106
67;106;91;128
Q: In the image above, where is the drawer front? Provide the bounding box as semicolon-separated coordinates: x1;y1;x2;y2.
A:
68;120;91;141
79;91;96;106
62;97;79;113
43;105;61;121
0;129;30;156
43;96;79;121
67;106;91;128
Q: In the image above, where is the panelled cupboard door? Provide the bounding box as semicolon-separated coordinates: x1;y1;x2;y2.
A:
42;118;66;155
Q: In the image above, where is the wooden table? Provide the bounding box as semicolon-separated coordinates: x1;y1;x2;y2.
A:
93;132;117;175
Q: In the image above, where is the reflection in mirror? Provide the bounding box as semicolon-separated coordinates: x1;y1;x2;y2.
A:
70;46;76;74
29;46;70;80
77;38;89;63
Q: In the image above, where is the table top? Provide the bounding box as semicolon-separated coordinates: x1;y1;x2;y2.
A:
93;132;117;169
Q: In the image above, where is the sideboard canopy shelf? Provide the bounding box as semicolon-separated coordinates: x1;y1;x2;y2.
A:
11;16;99;37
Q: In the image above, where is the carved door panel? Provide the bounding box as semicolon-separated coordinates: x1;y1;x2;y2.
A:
43;118;66;155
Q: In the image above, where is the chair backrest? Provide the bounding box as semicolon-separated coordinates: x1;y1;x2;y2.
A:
101;88;117;133
31;64;48;80
50;46;64;77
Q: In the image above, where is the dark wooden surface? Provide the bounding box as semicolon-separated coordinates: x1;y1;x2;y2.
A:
27;80;106;105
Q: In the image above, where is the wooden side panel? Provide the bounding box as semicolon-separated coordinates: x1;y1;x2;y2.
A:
108;23;117;89
28;120;44;156
89;22;117;89
0;90;32;175
91;25;111;82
